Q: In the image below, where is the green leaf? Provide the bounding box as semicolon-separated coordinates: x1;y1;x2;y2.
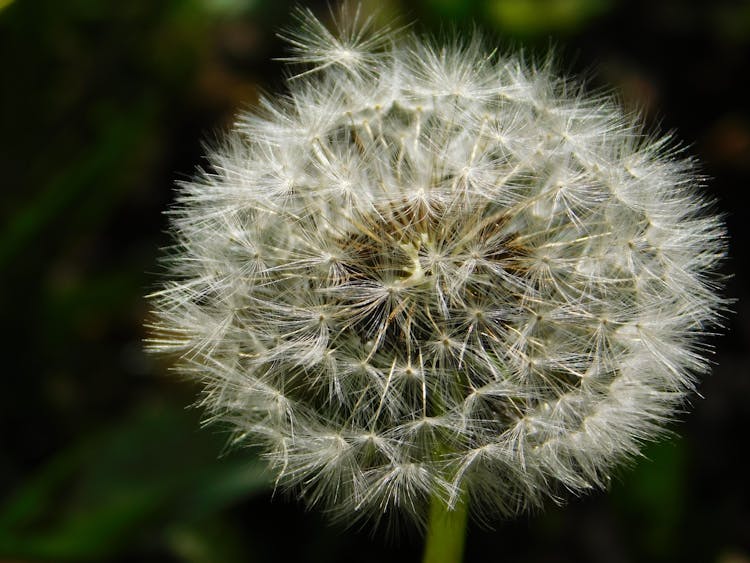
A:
486;0;613;35
0;402;269;561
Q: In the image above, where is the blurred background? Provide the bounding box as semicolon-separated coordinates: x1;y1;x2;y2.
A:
1;0;748;561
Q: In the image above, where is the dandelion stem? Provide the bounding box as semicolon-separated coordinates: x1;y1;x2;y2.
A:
421;494;468;563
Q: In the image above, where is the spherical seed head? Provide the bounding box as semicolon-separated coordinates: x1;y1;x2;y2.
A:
148;6;728;527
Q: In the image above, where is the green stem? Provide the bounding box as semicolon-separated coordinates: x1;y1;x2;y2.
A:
421;494;469;563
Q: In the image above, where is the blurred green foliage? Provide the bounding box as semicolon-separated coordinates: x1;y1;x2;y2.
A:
0;403;268;561
0;2;276;560
487;0;613;35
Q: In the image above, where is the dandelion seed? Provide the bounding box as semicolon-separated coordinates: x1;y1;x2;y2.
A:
147;6;728;534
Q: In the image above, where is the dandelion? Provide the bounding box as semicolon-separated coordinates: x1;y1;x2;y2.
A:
148;5;727;561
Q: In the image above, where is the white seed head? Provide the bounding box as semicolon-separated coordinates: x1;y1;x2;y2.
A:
148;6;727;527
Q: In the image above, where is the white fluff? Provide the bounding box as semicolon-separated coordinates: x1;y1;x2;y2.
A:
148;6;727;527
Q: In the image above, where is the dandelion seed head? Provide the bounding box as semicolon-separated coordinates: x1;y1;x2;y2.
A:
148;6;728;527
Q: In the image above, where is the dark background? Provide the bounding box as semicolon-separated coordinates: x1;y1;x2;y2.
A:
1;0;748;561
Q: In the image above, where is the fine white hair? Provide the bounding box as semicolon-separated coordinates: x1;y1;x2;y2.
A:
148;5;728;528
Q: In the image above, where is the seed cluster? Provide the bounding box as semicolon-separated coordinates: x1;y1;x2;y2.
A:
148;7;727;526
